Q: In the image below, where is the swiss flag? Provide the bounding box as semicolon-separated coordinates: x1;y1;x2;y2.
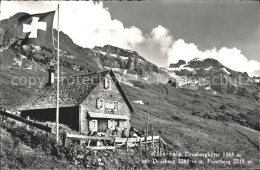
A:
17;11;55;47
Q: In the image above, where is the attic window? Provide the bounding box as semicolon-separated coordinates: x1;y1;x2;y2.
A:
104;78;111;90
96;99;105;110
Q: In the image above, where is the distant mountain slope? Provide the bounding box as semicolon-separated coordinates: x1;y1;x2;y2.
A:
164;58;259;100
167;58;241;78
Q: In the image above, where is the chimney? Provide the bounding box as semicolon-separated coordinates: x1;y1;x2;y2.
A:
48;65;55;85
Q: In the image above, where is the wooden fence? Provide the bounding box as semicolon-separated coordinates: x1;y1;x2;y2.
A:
63;133;115;150
0;109;52;133
63;133;167;153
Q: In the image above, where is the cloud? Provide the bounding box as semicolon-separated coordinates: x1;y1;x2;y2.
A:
54;1;145;49
1;1;259;76
132;25;174;66
149;25;173;54
167;39;260;76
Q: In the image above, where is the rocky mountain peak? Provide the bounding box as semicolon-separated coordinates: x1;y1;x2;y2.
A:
169;60;186;68
93;45;158;76
187;58;224;69
94;45;144;60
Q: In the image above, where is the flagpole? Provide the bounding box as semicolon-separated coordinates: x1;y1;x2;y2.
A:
56;4;60;144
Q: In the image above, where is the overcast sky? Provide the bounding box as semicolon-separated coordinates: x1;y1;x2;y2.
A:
1;1;259;76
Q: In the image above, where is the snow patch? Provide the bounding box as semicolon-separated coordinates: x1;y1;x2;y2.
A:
24;65;32;70
143;77;150;81
221;68;231;75
104;66;111;70
253;79;260;83
205;85;211;90
138;58;145;63
110;53;117;58
125;49;134;53
133;100;144;105
204;66;213;71
99;51;107;56
166;66;195;72
112;68;123;72
190;58;205;62
120;56;128;60
20;54;27;59
213;91;217;95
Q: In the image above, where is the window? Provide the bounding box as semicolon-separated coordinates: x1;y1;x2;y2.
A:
96;98;104;110
119;121;127;128
113;101;120;111
108;120;119;129
104;78;111;90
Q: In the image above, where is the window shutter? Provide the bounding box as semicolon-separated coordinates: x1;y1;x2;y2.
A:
108;120;113;129
100;100;104;109
113;101;119;111
108;80;111;89
104;79;108;89
96;99;101;109
117;102;121;110
89;121;94;131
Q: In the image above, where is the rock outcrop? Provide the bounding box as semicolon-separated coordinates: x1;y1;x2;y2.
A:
94;45;158;76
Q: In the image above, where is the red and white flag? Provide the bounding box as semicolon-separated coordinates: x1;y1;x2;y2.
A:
17;11;55;47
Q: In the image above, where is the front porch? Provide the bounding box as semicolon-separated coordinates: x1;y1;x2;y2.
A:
86;112;130;137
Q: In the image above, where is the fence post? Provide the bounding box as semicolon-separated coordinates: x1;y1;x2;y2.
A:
63;133;67;147
165;144;168;157
145;136;147;155
139;138;142;155
0;109;2;123
26;116;30;130
126;138;128;151
87;139;91;148
1;115;4;124
32;119;35;131
159;136;161;155
152;133;154;153
2;115;6;123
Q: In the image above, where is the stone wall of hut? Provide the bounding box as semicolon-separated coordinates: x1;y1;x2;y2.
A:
80;73;131;135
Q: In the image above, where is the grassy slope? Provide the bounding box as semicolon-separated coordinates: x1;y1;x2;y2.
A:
121;83;260;167
0;126;83;169
0;49;82;109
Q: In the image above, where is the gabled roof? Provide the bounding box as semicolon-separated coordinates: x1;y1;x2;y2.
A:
18;70;134;112
110;70;134;112
18;71;109;110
